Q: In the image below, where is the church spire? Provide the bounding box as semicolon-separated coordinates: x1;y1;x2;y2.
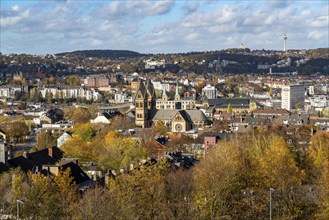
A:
175;83;180;101
162;84;168;101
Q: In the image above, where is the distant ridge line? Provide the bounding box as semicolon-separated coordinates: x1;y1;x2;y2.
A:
56;49;143;59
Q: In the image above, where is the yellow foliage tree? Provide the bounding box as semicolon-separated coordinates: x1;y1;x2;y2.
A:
104;130;119;145
259;135;303;189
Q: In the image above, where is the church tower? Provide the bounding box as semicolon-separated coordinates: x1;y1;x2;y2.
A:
174;83;180;101
135;79;156;128
162;85;168;101
145;79;156;110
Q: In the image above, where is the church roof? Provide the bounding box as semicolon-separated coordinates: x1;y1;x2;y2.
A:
151;109;179;121
184;110;207;122
150;109;207;123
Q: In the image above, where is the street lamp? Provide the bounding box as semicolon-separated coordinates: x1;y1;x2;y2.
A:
269;188;275;220
16;199;24;220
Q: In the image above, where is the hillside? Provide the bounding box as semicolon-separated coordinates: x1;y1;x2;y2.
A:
56;49;143;59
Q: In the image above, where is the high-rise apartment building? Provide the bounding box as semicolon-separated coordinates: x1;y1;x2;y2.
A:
202;84;217;99
281;85;305;111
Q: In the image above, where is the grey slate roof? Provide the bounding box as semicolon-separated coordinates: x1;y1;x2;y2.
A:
184;110;207;122
151;109;179;121
150;109;207;123
208;98;250;108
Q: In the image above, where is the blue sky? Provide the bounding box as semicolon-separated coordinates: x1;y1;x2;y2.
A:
0;0;328;55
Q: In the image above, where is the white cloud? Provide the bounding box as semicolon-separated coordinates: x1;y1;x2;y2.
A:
0;9;30;27
0;0;327;54
307;31;327;40
11;5;20;12
182;2;199;14
91;39;103;46
307;16;329;28
145;1;175;16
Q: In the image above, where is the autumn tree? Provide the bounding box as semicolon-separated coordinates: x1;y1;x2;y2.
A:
71;107;92;123
36;130;59;149
164;169;194;219
72;186;123;219
153;120;168;136
5;121;29;144
317;160;329;219
109;115;133;131
73;123;96;141
308;131;329;181
109;160;172;219
98;136;148;171
14;170;79;220
193;139;248;219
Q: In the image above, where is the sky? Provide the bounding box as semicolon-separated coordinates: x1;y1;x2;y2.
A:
0;0;328;55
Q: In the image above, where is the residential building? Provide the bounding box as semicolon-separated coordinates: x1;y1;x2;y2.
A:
202;84;217;99
114;92;127;103
207;98;257;113
90;112;112;124
57;132;71;148
0;129;8;164
281;85;305;110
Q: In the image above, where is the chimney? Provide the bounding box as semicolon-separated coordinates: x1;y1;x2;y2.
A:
48;147;53;157
23;151;29;159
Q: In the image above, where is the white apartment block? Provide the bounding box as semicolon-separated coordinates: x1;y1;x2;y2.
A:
0;86;22;99
152;81;163;91
39;87;102;101
309;95;328;109
114;93;127;104
281;85;305;111
202;84;217;99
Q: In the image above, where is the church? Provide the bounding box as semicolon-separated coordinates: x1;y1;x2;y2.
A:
134;80;207;132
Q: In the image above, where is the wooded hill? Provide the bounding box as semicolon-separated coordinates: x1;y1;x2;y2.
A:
56;49;143;59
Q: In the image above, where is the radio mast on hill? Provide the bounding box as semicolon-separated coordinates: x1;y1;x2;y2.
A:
283;34;287;52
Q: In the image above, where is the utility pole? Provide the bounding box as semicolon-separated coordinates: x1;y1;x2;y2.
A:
269;188;274;220
16;199;24;220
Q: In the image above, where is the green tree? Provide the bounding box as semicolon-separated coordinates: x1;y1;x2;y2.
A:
227;103;233;113
295;102;302;110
